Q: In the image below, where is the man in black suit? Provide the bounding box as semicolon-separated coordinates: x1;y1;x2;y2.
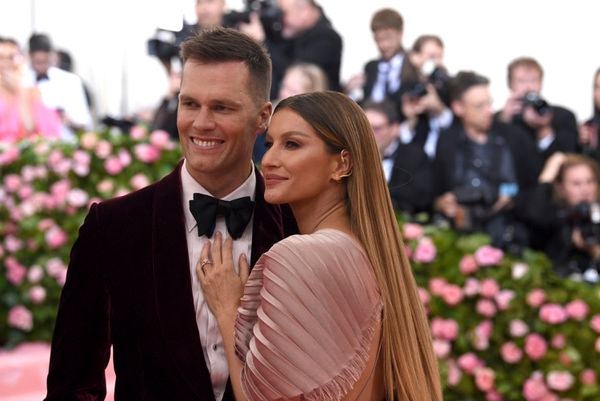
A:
433;71;540;250
45;28;295;401
346;8;419;116
496;56;579;162
363;100;433;214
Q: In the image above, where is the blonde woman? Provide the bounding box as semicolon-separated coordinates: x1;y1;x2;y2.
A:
199;91;442;401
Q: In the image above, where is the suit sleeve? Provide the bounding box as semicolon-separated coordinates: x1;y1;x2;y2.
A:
45;203;111;401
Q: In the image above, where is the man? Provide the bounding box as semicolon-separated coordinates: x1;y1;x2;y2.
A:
26;33;92;135
433;71;540;250
45;28;294;401
346;8;419;114
497;57;578;162
241;0;342;97
363;100;433;213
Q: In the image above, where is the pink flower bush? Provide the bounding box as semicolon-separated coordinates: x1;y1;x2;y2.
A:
527;289;547;307
413;237;437;263
524;333;548;361
501;342;523;363
402;222;424;240
475;367;496;392
8;305;33;331
539;304;568;325
459;254;479;274
546;371;574;392
565;299;589;321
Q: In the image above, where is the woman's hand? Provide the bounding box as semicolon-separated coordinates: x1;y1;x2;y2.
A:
196;232;250;323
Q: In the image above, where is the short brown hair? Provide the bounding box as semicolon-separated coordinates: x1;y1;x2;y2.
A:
448;71;489;102
411;35;444;53
370;8;404;32
507;57;544;86
180;27;272;102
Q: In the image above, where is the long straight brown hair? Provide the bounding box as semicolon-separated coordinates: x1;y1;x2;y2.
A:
274;91;442;401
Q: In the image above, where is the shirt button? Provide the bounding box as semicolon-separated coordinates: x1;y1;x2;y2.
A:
212;344;218;351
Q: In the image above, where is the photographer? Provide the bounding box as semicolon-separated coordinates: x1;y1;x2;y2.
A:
578;67;600;161
433;71;539;252
239;0;342;98
517;153;600;282
496;57;578;163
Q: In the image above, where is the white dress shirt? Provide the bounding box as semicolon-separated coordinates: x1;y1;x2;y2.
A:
181;159;255;401
371;53;404;102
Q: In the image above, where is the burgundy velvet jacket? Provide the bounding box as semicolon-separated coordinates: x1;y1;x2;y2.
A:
45;162;294;401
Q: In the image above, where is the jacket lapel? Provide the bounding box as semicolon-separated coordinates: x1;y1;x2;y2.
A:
152;161;215;400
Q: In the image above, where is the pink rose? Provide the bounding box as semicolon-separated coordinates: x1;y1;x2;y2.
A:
4;173;21;192
525;333;547;361
441;284;464;306
447;358;462;386
480;278;500;298
485;390;503;401
432;339;451;359
501;342;523;363
97;179;115;194
539;304;568;325
80;132;99;149
95;140;113;159
463;278;480;297
476;299;497;317
130;125;147;140
130;173;151;190
474;245;503;266
47;149;64;166
51;179;71;204
5;235;23;252
474;321;492;351
527;289;547;307
104;156;124;175
73;149;91;166
8;305;33;331
431;317;459;341
565;299;589;321
29;286;47;304
546;371;574;392
118;149;132;167
134;143;161;163
458;352;481;375
6;260;26;285
523;375;550;401
18;184;33;200
45;226;68;249
46;258;66;277
591;314;600;334
150;129;172;149
580;369;597;385
551;334;566;349
494;289;515;310
413;237;436;263
475;367;495;392
28;265;44;283
459;254;479;275
67;188;89;208
402;222;424;240
429;277;447;296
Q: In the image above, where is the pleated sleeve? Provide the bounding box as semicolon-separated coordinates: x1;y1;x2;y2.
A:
234;229;383;401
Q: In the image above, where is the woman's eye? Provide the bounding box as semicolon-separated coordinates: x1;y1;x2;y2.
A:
264;141;273;149
285;141;299;149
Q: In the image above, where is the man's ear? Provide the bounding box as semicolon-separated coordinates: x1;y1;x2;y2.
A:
451;99;464;118
256;101;273;135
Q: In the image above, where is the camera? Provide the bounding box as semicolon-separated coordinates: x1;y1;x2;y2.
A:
405;61;451;103
451;185;499;232
147;29;180;62
222;0;283;41
564;201;600;246
521;91;551;116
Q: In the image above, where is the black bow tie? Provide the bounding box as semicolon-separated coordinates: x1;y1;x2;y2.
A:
189;193;255;239
36;73;49;82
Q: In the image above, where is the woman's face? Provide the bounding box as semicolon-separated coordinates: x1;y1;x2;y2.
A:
560;164;598;206
261;108;341;206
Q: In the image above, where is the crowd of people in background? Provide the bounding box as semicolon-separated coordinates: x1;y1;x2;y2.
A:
2;0;600;281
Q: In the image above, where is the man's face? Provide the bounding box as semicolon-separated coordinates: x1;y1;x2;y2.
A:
453;85;493;134
594;73;600;111
510;66;542;97
419;40;444;67
196;0;225;28
373;28;403;61
30;50;51;75
177;60;271;197
278;0;307;38
365;109;398;154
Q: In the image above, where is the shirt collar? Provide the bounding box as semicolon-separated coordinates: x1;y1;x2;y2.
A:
182;159;256;233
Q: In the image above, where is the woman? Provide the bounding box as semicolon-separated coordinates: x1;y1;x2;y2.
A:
197;91;442;401
518;153;600;281
0;37;61;142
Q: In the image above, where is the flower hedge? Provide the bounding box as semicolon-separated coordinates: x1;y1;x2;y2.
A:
2;130;600;400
